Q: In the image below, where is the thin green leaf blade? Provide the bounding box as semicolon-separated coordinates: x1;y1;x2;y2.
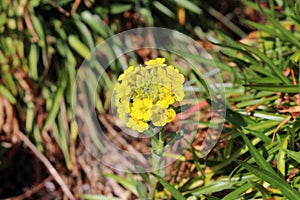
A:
173;0;202;14
103;173;138;196
68;35;90;58
135;180;148;199
80;194;122;200
239;133;277;176
283;149;300;163
237;161;300;199
251;182;271;199
222;182;253;200
244;84;300;93
152;173;185;200
239;43;290;84
109;4;132;14
0;84;16;104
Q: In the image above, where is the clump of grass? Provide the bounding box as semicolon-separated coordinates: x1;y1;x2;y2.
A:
99;1;300;199
1;0;299;199
183;1;300;199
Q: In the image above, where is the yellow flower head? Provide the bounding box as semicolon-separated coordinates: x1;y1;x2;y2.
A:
144;57;167;67
114;58;185;132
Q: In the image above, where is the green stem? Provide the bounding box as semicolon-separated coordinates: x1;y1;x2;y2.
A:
149;130;164;199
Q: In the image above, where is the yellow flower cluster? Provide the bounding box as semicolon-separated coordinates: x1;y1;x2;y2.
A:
114;58;185;132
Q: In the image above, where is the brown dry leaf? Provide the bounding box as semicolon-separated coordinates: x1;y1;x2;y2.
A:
2;96;13;136
278;106;300;113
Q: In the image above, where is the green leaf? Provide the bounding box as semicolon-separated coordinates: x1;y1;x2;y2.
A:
239;133;277;176
203;3;246;38
152;173;185;200
277;135;289;176
241;19;285;40
226;108;256;128
236;95;279;108
28;43;39;80
33;125;43;151
42;80;66;131
244;84;300;93
135;181;148;199
109;4;132;14
135;165;150;184
259;5;300;49
81;11;112;38
189;181;232;195
31;14;44;41
283;149;300;163
103;173;138;196
0;13;7;26
236;161;300;199
72;14;95;50
174;104;191;114
0;84;16;104
79;194;122;200
2;64;17;96
205;196;221;200
68;35;90;58
184;174;257;194
251;182;271;199
238;110;288;121
191;147;206;179
222;182;253;200
57;112;72;170
173;0;202;14
152;1;176;19
291;50;300;65
239;43;290;84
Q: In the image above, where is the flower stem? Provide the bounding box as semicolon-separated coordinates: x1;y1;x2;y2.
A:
149;130;164;199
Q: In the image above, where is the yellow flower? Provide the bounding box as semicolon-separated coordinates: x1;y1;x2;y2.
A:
157;90;174;108
150;106;176;127
113;58;185;132
151;105;167;127
167;65;185;84
144;57;167;67
126;117;149;132
114;81;131;97
118;66;139;81
173;88;185;101
130;98;153;120
166;109;176;123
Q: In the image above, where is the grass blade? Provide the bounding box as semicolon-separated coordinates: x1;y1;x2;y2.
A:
244;84;300;93
239;43;290;84
173;0;202;14
251;182;271;199
222;182;252;200
236;160;300;199
103;173;138;196
43;80;66;131
0;84;16;104
283;149;300;163
28;43;39;80
152;173;185;200
152;1;176;19
68;35;90;59
239;132;277;176
260;6;300;49
277;135;288;176
80;194;122;200
135;180;148;199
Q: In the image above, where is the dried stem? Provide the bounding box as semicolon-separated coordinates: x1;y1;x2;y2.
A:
16;131;76;200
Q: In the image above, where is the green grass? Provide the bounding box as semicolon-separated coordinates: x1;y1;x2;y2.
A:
0;0;299;199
